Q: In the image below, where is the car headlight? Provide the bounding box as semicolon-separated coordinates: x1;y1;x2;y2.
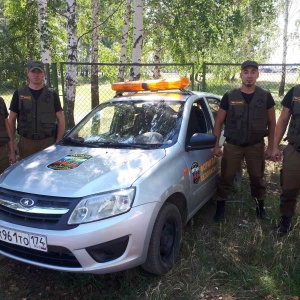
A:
68;188;135;224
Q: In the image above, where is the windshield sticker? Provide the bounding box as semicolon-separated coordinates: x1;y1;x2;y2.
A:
200;157;218;181
191;162;200;184
47;154;92;170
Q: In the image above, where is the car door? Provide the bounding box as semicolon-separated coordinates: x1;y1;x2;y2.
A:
183;97;219;214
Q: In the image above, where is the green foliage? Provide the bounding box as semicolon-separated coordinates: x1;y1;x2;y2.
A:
0;0;67;65
0;0;280;77
1;0;39;64
143;0;277;75
76;0;126;63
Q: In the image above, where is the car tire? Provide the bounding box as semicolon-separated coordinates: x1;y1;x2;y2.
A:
141;203;182;275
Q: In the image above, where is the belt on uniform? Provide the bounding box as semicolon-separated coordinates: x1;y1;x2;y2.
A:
21;133;55;140
226;138;262;147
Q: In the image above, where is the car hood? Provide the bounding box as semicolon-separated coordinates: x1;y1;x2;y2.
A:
0;145;166;197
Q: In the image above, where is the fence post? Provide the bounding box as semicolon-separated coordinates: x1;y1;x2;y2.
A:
45;63;51;87
59;63;66;117
51;63;59;93
202;62;207;92
190;63;195;90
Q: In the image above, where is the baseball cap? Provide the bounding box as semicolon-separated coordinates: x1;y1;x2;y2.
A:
27;60;45;72
241;60;259;70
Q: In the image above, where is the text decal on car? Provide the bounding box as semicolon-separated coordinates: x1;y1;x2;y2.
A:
200;157;218;182
47;154;92;170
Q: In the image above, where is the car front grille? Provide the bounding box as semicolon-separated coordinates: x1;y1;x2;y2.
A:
0;240;81;268
0;188;80;230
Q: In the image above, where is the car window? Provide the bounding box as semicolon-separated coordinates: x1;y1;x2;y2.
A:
206;97;221;121
65;100;185;148
186;99;213;142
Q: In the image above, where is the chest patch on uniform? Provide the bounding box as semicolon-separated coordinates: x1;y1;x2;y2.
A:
230;100;244;105
47;154;92;170
20;95;32;100
293;97;300;102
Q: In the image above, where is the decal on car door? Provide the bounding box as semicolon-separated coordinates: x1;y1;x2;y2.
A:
191;162;200;184
200;157;218;181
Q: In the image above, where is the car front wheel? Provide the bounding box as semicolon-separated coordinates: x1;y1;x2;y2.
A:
142;203;182;275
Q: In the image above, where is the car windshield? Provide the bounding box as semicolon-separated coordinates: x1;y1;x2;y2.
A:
63;99;185;149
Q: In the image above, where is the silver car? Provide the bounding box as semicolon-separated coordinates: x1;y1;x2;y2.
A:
0;78;221;275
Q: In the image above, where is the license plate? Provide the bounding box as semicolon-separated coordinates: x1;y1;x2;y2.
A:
0;226;47;252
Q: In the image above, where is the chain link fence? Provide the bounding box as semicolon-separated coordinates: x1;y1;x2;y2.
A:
58;63;195;126
0;64;51;108
1;62;299;128
201;63;300;104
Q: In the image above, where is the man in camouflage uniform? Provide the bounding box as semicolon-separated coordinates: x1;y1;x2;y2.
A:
8;60;65;159
212;60;276;222
272;85;300;234
0;96;16;172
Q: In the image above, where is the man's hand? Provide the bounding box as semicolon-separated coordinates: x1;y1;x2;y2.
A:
264;145;272;160
271;147;281;162
13;144;20;157
9;152;16;165
213;145;223;157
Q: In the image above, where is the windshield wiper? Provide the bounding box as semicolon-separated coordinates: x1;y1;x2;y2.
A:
62;137;150;149
62;137;101;148
91;142;151;149
62;137;84;145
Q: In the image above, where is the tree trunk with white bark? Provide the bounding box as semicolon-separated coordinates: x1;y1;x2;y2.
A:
65;0;78;129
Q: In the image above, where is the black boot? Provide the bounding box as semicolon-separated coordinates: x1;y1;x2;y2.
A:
255;199;270;220
273;216;292;235
213;200;225;222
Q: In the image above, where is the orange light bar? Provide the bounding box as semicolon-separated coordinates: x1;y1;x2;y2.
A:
112;77;190;92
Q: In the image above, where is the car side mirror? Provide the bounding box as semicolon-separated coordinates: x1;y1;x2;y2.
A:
185;133;216;151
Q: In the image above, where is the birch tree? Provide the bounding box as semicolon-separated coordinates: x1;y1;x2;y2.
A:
278;0;300;96
130;0;143;80
118;0;132;82
144;0;165;79
65;0;78;129
153;47;162;79
37;0;51;65
278;0;290;96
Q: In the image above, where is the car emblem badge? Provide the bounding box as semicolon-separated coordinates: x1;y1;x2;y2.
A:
20;198;35;208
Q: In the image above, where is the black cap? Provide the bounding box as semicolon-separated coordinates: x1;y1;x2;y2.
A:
241;60;259;70
27;60;45;72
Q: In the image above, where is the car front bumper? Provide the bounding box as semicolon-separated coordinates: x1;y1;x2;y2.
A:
0;201;162;274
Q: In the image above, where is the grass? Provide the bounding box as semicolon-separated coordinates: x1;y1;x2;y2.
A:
0;161;299;300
